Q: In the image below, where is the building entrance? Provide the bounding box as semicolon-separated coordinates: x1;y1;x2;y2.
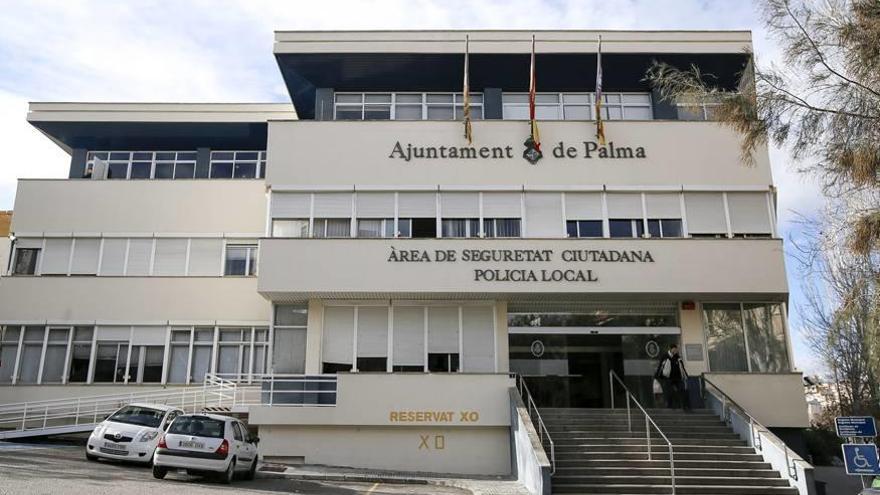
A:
509;332;680;408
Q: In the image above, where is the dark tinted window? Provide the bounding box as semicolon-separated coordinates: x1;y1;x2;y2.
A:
13;249;39;275
168;416;225;438
609;219;634;238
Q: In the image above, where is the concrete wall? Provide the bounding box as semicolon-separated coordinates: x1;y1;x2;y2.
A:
510;389;551;495
705;372;810;428
267;120;773;188
258;238;789;299
0;277;269;323
250;373;513;475
0;237;10;277
679;304;708;374
11;180;266;235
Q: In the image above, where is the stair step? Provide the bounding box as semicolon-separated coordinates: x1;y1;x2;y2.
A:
555;467;783;478
552;437;745;446
554;459;772;470
553;475;790;487
554;444;755;453
552;485;797;494
554;452;765;462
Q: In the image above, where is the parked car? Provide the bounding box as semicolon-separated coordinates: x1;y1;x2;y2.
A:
86;403;183;464
152;413;259;483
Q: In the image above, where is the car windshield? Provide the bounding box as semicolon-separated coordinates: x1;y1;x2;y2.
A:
107;406;165;428
167;416;225;439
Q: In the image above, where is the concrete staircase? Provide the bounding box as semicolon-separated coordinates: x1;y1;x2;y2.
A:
541;408;798;495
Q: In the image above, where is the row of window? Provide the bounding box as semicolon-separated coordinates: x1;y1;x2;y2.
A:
84;151;267;180
0;325;268;385
10;238;257;277
270;191;775;239
334;93;484;121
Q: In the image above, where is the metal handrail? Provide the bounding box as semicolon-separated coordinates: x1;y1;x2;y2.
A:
609;370;676;494
702;375;802;480
512;373;556;474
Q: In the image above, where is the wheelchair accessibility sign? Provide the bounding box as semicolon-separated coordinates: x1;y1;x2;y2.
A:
843;443;880;475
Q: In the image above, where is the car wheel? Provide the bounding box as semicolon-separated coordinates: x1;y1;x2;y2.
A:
152;465;168;480
85;452;98;462
243;458;257;481
221;459;235;484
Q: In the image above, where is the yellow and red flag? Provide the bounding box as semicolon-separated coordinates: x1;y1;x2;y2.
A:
595;35;606;145
463;35;473;145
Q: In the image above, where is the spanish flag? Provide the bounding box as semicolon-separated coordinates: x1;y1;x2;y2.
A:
463;35;473;145
595;35;606;145
528;34;541;151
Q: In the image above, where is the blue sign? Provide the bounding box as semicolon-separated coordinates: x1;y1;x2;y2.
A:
836;416;878;438
842;444;880;476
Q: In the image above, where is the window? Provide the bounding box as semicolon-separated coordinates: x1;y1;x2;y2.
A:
684;192;727;237
502;92;653;120
154;151;197;179
608;219;642;238
356;307;388;372
41;327;70;383
392;306;425;372
12;248;39;275
128;345;164;383
441;218;481;238
676;95;722;121
567;220;604;238
313;218;351;238
17;326;44;384
67;327;93;383
322;306;354;373
93;341;129;383
0;326;21;383
483;218;521;238
703;303;790;373
357;218;397;238
410;218;436;238
428;307;460;372
334;92;483;121
209;151;266;179
274;305;307;374
224;244;258;276
273;219;310;238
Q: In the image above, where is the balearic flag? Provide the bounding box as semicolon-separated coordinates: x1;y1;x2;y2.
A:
463;35;473;145
595;35;606;145
528;34;541;151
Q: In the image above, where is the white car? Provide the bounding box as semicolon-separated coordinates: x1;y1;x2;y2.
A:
86;403;183;464
152;413;259;483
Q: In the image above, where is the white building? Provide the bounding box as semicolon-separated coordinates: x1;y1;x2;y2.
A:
0;30;811;492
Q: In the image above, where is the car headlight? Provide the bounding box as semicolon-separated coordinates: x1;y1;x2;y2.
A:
140;431;159;442
92;424;105;437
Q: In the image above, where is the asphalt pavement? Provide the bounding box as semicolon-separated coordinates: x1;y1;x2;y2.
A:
0;438;471;495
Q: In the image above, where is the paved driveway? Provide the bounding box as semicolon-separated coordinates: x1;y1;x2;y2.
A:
0;439;470;495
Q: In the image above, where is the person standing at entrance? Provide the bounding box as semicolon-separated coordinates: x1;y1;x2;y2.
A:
655;344;690;411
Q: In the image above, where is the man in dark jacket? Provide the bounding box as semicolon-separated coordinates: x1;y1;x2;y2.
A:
655;344;690;411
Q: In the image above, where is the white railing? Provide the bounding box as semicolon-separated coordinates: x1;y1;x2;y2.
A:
610;370;676;495
206;373;338;407
512;373;555;474
702;376;814;495
0;383;235;439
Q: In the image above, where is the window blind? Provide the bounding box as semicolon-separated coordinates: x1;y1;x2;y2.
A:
398;192;436;217
131;326;166;345
15;238;42;249
645;193;681;218
440;192;479;218
125;239;153;276
564;193;603;219
97;325;131;341
41;238;73;275
727;192;772;234
482;192;521;217
393;306;424;367
606;193;643;218
356;306;388;358
271;192;311;218
70;238;100;275
100;239;127;276
153;239;188;276
428;307;459;354
356;192;394;218
322;306;354;365
525;192;564;237
313;192;352;217
188;239;223;276
273;328;306;373
461;306;495;372
684;192;727;234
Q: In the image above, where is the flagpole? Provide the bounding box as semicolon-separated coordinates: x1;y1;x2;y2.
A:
529;35;540;151
463;35;472;145
595;34;606;145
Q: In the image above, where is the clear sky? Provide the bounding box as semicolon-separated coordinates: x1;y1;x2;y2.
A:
0;0;824;373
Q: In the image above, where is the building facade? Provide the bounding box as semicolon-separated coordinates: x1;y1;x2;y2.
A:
0;30;809;475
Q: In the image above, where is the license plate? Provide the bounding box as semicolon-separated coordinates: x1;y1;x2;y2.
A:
103;441;125;450
178;440;204;449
